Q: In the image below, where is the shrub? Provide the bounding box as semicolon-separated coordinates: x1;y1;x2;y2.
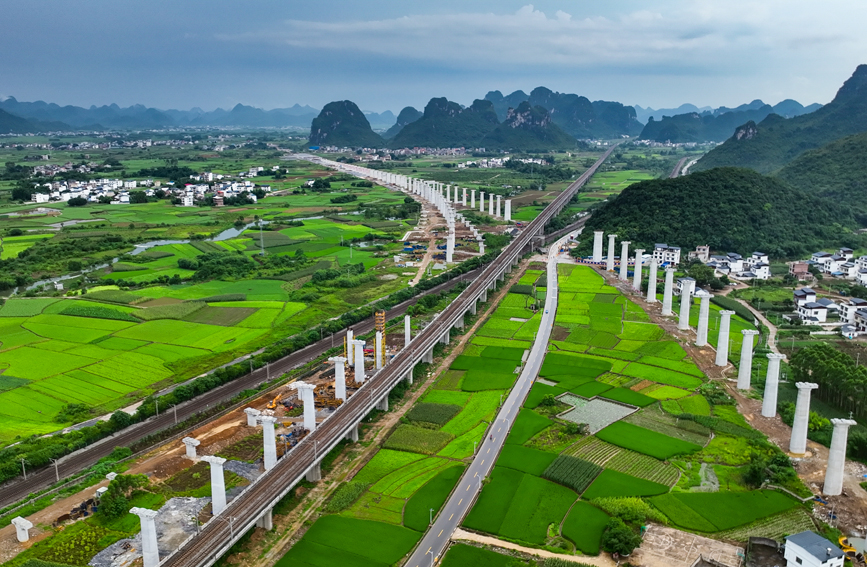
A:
601;517;642;556
591;496;668;525
325;481;368;512
542;455;602;493
60;304;140;323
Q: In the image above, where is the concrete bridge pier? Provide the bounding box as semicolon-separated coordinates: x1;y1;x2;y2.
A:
260;416;278;471
470;299;478;315
441;329;450;344
182;437;200;459
244;408;261;427
306;462;322;482
480;289;488;302
256;508;273;530
345;423;360;442
377;395;389;412
130;508;160;567
201;456;227;515
404;366;414;386
423;347;434;364
11;517;32;543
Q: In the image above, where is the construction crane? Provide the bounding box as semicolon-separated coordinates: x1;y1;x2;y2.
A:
375;310;387;362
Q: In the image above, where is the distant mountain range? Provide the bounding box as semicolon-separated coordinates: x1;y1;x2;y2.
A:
695;64;867;173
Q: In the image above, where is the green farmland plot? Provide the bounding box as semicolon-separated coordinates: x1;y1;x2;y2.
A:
651;491;799;532
561;501;610;555
596;421;702;460
582;469;670;499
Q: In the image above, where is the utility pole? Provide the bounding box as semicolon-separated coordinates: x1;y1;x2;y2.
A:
20;458;26;480
50;458;59;482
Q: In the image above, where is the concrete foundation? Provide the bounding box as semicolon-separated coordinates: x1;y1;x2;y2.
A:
646;259;658;303
11;517;32;543
619;241;630;280
789;382;818;454
761;353;786;417
181;437;200;459
695;291;712;346
244;408;261;427
715;310;735;366
662;268;675;316
329;356;347;401
823;418;857;495
260;416;278;471
201;456;227;514
130;507;160;567
606;234;616;271
737;330;759;389
677;280;694;331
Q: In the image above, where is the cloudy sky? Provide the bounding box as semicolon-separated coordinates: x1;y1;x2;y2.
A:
1;0;864;113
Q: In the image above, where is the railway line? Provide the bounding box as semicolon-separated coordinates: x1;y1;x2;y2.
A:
159;144;619;567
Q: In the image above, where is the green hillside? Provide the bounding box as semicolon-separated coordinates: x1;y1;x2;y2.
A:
389;98;499;148
582;167;853;257
479;102;578;150
528;87;643;139
774;131;867;215
695;65;867;173
382;106;422;139
0;109;40;134
309;100;385;148
639;106;774;143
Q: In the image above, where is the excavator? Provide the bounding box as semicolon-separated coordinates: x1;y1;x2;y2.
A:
267;393;282;409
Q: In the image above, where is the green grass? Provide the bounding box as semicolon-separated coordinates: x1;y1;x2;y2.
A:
641;385;693;400
276;516;421;567
383;425;454;455
440;544;516;567
621;363;703;389
370;457;451;498
582;469;670;499
596;421;702;460
404;464;466;531
505;409;553;445
497;445;558;476
406;403;462;426
437;422;487;459
570;381;613;398
650;491;799;532
0;298;61;317
541;455;602;493
600;387;656;407
440;391;501;437
352;450;426;485
561;501;610;555
677;395;712;416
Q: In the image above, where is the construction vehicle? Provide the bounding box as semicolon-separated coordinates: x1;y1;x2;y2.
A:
267;393;282;409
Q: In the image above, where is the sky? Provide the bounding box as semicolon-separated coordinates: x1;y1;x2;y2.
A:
1;0;865;113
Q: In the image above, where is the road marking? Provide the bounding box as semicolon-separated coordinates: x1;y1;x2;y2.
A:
438;529;443;536
458;498;463;505
481;460;484;465
486;448;490;453
449;514;453;520
466;484;470;491
427;547;431;553
498;427;501;432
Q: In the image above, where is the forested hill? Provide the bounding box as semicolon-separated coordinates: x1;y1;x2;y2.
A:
383;106;423;139
581;168;853;258
527;87;643;139
0;108;73;134
308;101;385;148
388;98;499;148
479;102;578;151
694;64;867;173
639;105;774;143
774;131;867;217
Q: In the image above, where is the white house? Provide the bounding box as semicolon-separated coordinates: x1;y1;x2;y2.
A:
839;297;867;323
841;324;858;339
123;180;137;189
653;243;681;266
793;287;817;307
31;193;50;203
688;245;710;263
675;277;696;296
745;252;771;280
784;531;844;567
797;301;828;323
182;195;195;207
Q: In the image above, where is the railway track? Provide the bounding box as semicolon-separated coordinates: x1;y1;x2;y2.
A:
159;144;619;567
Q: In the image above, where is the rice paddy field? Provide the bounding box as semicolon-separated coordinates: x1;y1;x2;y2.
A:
460;264;805;557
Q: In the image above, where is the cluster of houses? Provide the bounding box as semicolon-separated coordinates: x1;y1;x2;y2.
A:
792;248;867;284
30;173;272;207
789;286;867;338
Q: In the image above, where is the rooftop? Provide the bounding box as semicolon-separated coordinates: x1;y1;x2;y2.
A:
785;531;845;561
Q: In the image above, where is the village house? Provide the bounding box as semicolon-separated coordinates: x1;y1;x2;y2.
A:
653;243;681;267
793;287;817;306
797;301;828;323
784;531;844;567
687;244;710;263
789;262;810;280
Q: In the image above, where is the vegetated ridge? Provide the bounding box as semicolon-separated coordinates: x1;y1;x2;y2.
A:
479;102;578;151
0;108;74;134
774;131;867;219
309;100;385;148
581;167;853;257
389;97;499;148
382;106;423;139
695;64;867;173
484;90;531;121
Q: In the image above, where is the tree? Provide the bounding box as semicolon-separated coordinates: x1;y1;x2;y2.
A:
129;191;149;204
67;197;87;207
601;518;642;556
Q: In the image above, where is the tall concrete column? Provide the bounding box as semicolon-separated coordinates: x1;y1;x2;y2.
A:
201;456;227;514
455;187;460;205
375;330;383;370
346;329;354;367
496;195;502;217
761;353;786;417
306;462;321;482
789;382;819;454
404;315;411;345
592;231;604;262
488;194;494;215
504;200;512;222
646;259;658;303
462;187;467;206
377;395;389;411
244;408;261;427
11;517;32;543
471;189;476;209
130;508;160;567
260;416;278;470
695;291;712;346
619;241;631;280
678;280;694;331
633;249;644;290
345;423;360;442
824;418;857;495
737;330;759;389
182;437;200;459
715;310;735;366
479;191;484;213
329;356;347;401
446;185;450;202
353;340;366;382
291;382;317;432
662;268;675;316
606;234;616;271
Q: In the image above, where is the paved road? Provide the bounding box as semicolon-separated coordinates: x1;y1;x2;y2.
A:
669;156;689;178
0;269;479;509
158;145;618;567
404;233;570;567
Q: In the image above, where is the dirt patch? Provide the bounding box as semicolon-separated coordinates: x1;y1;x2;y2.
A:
551;326;570;341
633;524;744;567
630;379;654;392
